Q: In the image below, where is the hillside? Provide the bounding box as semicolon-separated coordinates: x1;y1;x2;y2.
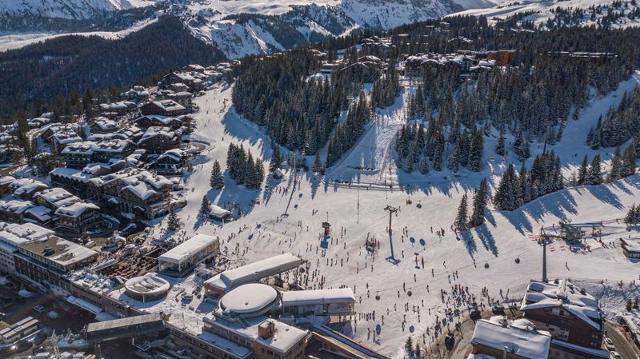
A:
0;15;224;117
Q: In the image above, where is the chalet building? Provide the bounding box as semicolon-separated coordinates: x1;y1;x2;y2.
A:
620;238;640;259
54;202;102;237
470;316;551;359
98;101;137;118
0;176;15;195
87;168;173;219
33;187;80;210
167;91;193;109
92;140;136;163
520;280;609;359
137;126;181;153
0;200;51;225
61;141;94;169
121;86;150;103
89;117;118;134
12;179;49;200
152;149;188;175
61;140;136;169
49;168;93;198
162;72;204;92
135;115;183;129
140;100;190;117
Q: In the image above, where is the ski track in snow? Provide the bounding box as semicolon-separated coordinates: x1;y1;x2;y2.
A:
159;75;640;357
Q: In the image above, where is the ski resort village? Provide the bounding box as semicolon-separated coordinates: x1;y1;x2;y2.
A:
3;8;640;359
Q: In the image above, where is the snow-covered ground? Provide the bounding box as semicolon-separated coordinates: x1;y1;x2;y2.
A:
157;74;640;357
451;0;640;29
0;19;157;52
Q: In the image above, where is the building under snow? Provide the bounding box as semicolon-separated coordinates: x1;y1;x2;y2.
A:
204;253;304;296
157;234;219;276
470;316;551;359
520;279;609;358
281;288;355;317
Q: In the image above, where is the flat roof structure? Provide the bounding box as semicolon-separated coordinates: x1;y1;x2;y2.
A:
281;288;355;307
86;313;164;342
124;273;171;302
218;283;279;318
205;253;304;294
158;234;219;265
18;236;98;271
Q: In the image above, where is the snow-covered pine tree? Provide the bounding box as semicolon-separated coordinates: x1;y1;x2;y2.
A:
578;155;589;185
468;131;483;172
469;178;489;227
200;195;210;215
270;142;282;173
607;147;622;182
454;193;469;231
494;164;519;210
210;160;224;189
588;154;603;185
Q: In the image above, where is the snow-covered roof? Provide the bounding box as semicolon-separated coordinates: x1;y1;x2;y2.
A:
49;167;92;182
204;316;307;355
209;204;231;218
124;272;171;297
19;235;97;267
158;234;219;264
0;175;15;186
0;199;33;214
4;222;54;241
550;339;609;358
281;288;355;307
14;180;48;196
205;253;304;292
55;202;100;218
219;283;279;315
471;317;551;358
521;279;601;330
25;206;52;222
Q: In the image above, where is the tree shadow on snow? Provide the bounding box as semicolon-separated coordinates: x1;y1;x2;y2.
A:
212;171;260;218
582;185;624;210
221;109;272;159
460;230;477;259
474;225;498;256
523;190;578;224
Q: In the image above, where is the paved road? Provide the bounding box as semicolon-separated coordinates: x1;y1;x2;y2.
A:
606;321;640;359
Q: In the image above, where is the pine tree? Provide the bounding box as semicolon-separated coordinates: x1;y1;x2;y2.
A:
496;129;505;156
625;204;640;224
578;155;589;185
468;131;484;172
270;142;282;173
200;195;210;216
313;152;323;174
210;160;224;189
588;154;603;185
469;178;489;227
494;164;519;210
454;193;469;231
608;147;622;182
622;144;637;177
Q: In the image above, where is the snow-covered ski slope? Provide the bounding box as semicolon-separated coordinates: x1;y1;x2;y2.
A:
451;0;640;28
164;73;640;357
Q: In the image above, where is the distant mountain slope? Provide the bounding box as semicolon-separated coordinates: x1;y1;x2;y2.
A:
0;0;157;19
451;0;640;29
0;15;224;116
0;0;465;58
